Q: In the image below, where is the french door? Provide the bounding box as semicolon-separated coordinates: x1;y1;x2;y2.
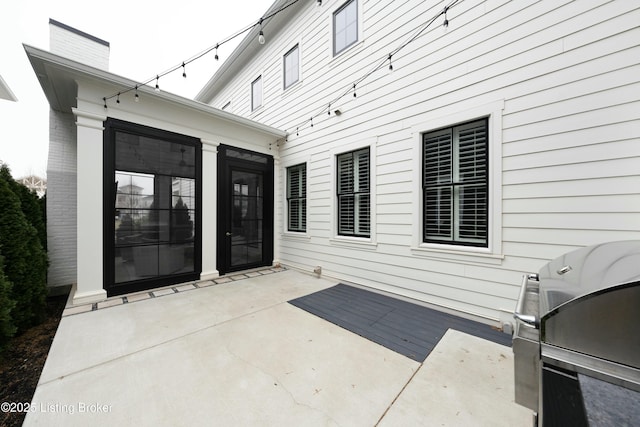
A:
217;145;273;274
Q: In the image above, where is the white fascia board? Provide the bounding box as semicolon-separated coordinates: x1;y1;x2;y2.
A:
23;43;286;139
0;74;17;102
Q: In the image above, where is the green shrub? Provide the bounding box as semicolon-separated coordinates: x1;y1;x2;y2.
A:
16;184;47;252
0;255;16;351
0;165;47;333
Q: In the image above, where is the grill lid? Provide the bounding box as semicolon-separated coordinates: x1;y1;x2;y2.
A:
538;240;640;316
538;240;640;369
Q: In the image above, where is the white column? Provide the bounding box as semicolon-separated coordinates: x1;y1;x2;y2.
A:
71;108;107;304
272;152;281;267
200;139;219;280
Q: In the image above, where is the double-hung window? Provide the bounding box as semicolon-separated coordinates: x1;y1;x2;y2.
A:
283;44;299;90
337;148;370;237
422;119;488;246
333;0;358;56
251;75;262;111
287;163;306;232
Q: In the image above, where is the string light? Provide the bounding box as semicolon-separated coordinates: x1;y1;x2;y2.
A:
443;6;449;30
101;0;458;143
182;62;187;78
101;0;303;104
286;0;460;139
134;86;139;102
116;93;120;104
258;19;266;44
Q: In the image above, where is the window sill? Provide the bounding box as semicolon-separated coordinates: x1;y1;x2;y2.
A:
250;105;264;117
329;40;364;69
330;236;377;250
411;244;504;266
281;80;303;100
282;231;311;241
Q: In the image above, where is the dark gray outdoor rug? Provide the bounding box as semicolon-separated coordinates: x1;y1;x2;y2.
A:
289;283;511;362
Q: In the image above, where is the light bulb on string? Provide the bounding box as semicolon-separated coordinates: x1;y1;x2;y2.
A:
155;75;160;92
103;97;107;109
215;44;219;61
442;7;449;32
388;54;394;73
116;93;120;104
182;62;187;78
353;83;357;98
258;19;266;44
134;86;139;102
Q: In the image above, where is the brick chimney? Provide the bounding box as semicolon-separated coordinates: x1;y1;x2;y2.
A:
49;18;110;70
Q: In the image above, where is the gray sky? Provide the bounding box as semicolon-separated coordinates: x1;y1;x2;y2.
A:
0;0;273;179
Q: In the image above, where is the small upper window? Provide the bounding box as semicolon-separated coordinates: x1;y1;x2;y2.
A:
251;75;262;111
333;0;358;56
283;44;300;90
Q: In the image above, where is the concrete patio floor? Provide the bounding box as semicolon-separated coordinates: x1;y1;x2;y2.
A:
25;268;533;426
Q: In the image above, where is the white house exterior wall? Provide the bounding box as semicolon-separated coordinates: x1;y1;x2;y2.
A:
202;0;640;323
46;109;77;288
45;20;110;292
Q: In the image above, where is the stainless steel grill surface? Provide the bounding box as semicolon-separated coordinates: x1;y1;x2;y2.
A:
512;240;640;426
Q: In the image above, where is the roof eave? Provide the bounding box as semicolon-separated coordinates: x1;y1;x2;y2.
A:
0;74;18;102
23;43;287;139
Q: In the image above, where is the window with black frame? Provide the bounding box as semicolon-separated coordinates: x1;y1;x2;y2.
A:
422;119;488;246
337;147;370;238
110;126;200;290
287;163;306;232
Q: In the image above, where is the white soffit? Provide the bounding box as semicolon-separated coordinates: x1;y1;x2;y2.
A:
23;43;286;139
0;74;17;102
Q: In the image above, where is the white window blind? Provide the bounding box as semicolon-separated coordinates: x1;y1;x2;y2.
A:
337;148;370;237
423;119;488;246
333;0;358;56
283;45;299;89
287;163;306;232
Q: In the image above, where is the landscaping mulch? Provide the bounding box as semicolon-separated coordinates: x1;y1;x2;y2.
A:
0;295;66;427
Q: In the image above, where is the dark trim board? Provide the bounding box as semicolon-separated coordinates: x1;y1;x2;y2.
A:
288;284;511;362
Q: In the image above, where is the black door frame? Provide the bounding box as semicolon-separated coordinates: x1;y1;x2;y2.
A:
103;118;202;296
217;145;274;275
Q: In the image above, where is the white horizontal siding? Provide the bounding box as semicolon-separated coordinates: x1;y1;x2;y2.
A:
207;0;640;323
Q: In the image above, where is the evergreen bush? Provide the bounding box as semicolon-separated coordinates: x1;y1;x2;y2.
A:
0;256;16;351
0;165;47;333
